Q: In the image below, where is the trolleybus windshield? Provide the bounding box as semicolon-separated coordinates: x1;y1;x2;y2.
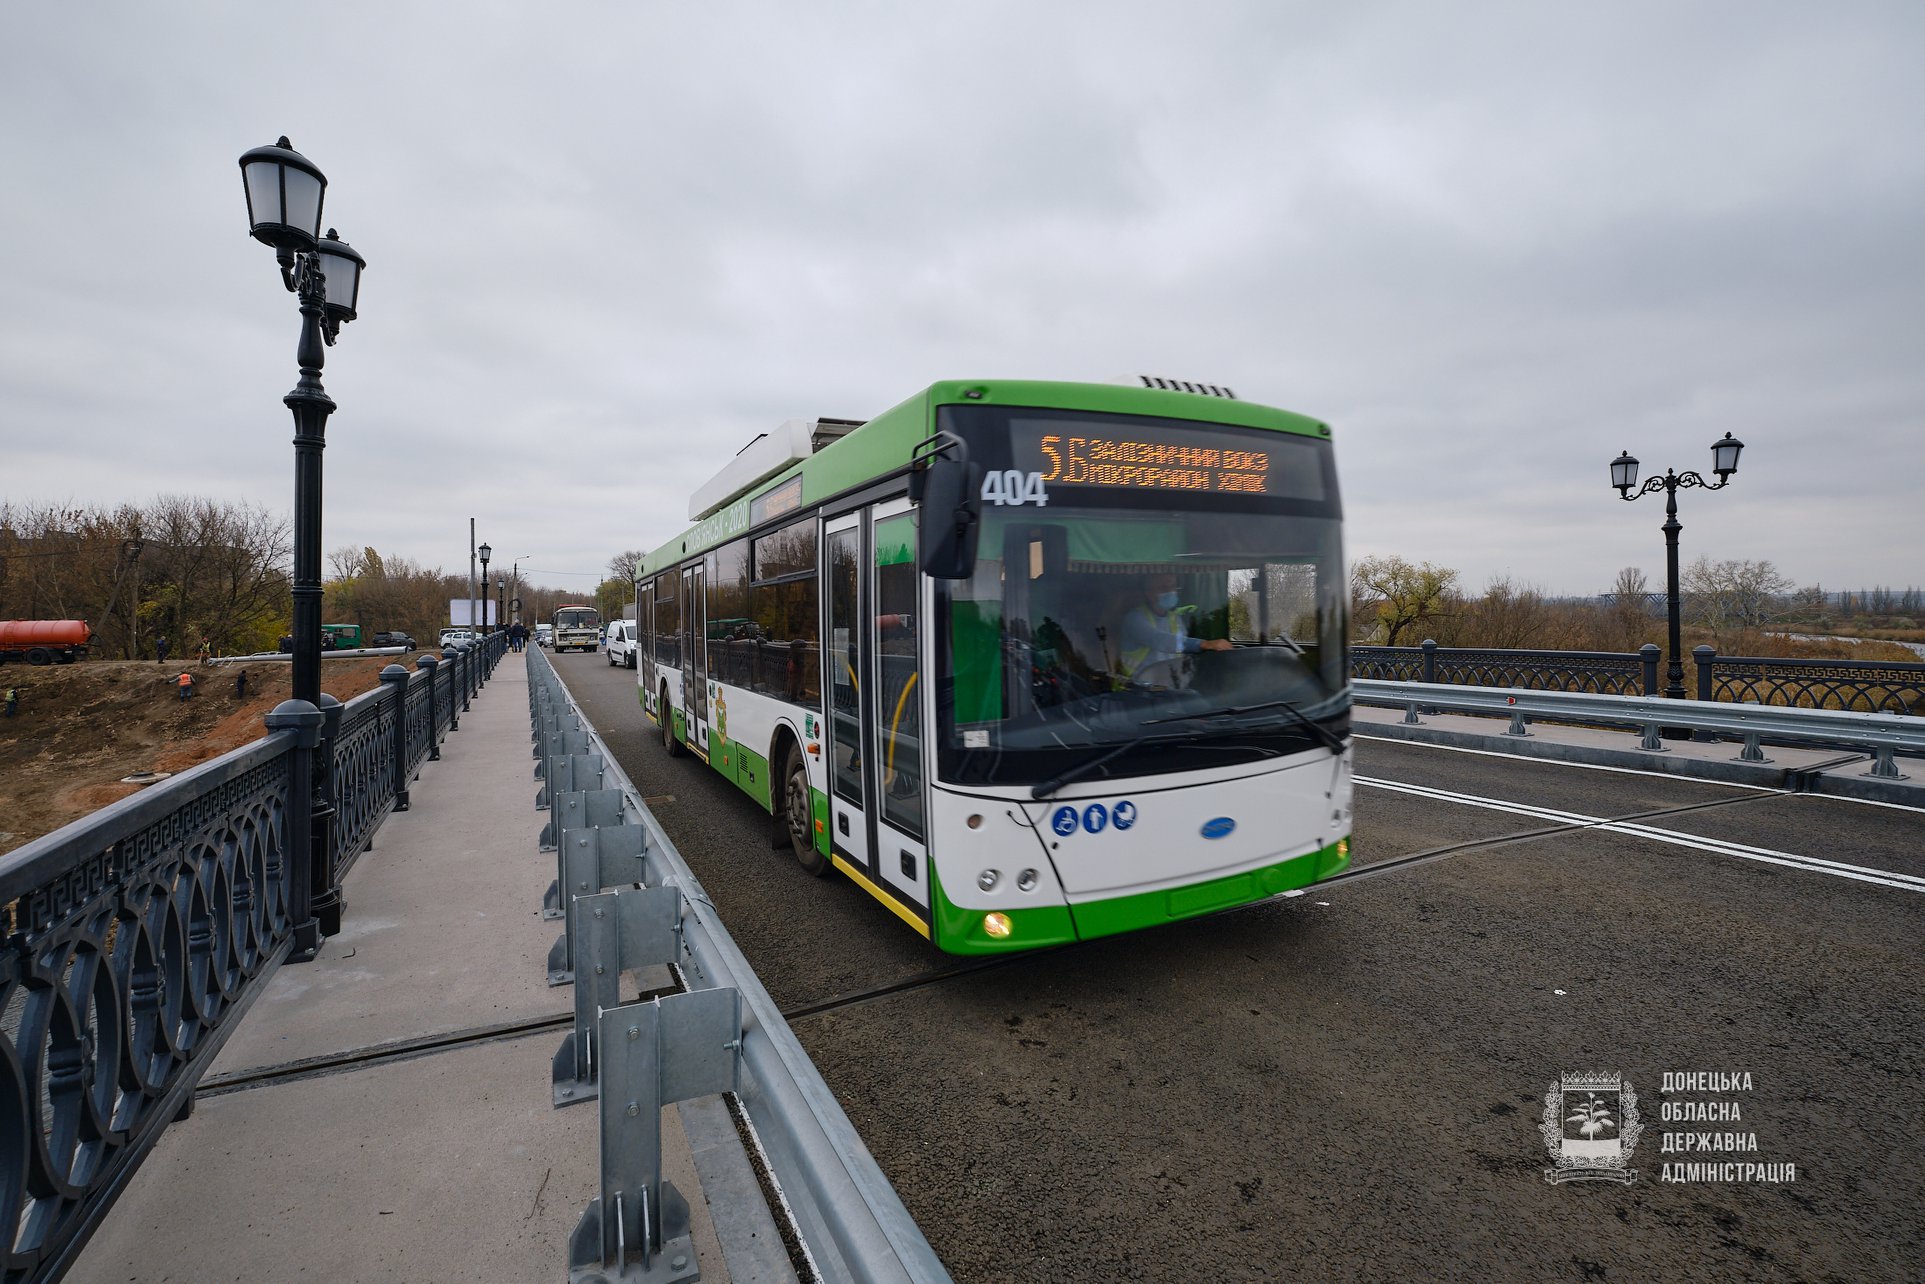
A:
936;405;1346;788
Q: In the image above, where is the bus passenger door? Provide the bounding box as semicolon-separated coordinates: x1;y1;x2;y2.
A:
682;563;709;755
867;502;929;916
824;516;871;878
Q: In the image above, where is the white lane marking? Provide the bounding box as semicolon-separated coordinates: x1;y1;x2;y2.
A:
1355;775;1925;894
1355;732;1925;815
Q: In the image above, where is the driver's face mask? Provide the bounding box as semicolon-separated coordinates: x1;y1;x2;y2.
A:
1154;591;1180;612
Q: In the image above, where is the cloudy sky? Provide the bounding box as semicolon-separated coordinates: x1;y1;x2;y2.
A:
4;3;1920;600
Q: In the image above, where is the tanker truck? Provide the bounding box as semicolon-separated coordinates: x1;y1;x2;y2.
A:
0;620;93;665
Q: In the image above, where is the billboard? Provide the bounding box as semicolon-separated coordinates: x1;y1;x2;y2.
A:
448;599;499;626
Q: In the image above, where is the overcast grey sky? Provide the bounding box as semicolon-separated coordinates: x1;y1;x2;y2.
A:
4;3;1920;599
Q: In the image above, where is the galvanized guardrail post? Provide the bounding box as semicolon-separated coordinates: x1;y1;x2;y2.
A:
552;881;688;1107
543;789;630;933
382;663;413;810
568;988;743;1283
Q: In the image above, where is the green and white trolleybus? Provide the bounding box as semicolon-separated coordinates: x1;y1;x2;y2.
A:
636;378;1352;954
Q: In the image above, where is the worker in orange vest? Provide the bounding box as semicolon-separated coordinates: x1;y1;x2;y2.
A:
177;671;196;702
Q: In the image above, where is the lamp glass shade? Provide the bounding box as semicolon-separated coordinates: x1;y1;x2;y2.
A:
239;138;326;251
478;543;492;564
1711;432;1744;477
315;231;364;321
1609;451;1639;491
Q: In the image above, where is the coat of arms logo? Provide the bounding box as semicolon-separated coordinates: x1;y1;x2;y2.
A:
1541;1071;1641;1184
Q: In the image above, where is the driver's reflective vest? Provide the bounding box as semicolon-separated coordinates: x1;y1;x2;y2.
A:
1117;605;1191;683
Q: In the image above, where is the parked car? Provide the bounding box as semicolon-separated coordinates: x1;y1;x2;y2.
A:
371;631;416;650
605;619;637;669
439;627;476;646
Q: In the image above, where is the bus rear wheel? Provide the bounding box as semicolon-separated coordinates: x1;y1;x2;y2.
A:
661;687;684;758
782;747;827;876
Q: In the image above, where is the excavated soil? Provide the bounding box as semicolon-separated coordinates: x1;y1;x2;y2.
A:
0;655;419;854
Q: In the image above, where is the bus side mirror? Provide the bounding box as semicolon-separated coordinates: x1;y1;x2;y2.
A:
912;432;982;580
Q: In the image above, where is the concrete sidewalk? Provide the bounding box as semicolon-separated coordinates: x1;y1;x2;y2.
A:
72;654;754;1283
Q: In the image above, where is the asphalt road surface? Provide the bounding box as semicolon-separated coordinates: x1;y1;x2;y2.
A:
552;649;1925;1284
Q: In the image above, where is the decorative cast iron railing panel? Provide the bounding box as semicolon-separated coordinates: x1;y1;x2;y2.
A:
1703;653;1925;716
1351;644;1653;696
0;738;296;1282
329;691;397;879
404;671;435;776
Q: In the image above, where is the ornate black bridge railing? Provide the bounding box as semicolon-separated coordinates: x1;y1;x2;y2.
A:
1695;647;1925;715
1351;641;1660;697
0;632;507;1282
1350;640;1925;715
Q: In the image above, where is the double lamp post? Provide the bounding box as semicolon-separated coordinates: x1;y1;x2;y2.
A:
1610;432;1745;701
238;136;365;950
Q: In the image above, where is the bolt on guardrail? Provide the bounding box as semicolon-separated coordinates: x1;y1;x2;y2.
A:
552;881;690;1107
547;818;648;984
543;789;630;916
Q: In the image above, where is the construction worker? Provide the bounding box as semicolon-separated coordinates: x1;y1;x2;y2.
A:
198;637;212;664
1115;572;1232;688
156;635;170;665
235;670;249;699
4;686;17;718
177;671;195;702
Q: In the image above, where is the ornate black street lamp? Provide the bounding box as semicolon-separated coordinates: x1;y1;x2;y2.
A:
497;577;506;636
478;542;493;634
1610;432;1745;700
238;137;364;708
240;136;365;950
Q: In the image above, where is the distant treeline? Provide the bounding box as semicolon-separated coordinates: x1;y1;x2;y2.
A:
0;497;576;659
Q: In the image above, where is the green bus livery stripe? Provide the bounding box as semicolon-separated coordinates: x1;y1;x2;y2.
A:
641;380;1330;576
927;839;1350;956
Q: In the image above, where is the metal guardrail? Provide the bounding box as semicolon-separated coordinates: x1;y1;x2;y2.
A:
1351;639;1925;714
1355;678;1923;779
526;643;950;1283
0;630;510;1282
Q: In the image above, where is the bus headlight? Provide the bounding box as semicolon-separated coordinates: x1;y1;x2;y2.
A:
983;912;1012;939
978;869;1000;892
1016;869;1038;892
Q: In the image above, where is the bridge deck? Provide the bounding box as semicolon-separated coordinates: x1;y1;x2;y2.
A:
71;655;758;1283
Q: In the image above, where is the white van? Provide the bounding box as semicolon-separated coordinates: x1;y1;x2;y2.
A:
605;618;637;669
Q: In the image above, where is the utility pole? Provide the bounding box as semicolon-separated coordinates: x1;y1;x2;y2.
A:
468;517;477;635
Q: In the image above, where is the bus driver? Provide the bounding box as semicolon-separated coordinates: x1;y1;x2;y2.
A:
1116;572;1231;688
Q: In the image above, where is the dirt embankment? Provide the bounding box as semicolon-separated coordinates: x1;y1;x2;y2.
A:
1;655;421;854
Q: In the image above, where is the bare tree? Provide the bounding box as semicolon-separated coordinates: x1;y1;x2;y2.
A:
1683;557;1794;636
1350;555;1458;645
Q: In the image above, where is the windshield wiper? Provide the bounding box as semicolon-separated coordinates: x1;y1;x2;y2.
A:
1029;732;1185;800
1142;698;1347;754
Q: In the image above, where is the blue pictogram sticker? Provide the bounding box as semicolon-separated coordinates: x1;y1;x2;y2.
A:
1051;806;1080;837
1083;803;1108;834
1112;800;1137;831
1200;816;1236;840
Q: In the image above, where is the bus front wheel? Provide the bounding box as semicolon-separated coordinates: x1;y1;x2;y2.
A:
782;747;827;876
